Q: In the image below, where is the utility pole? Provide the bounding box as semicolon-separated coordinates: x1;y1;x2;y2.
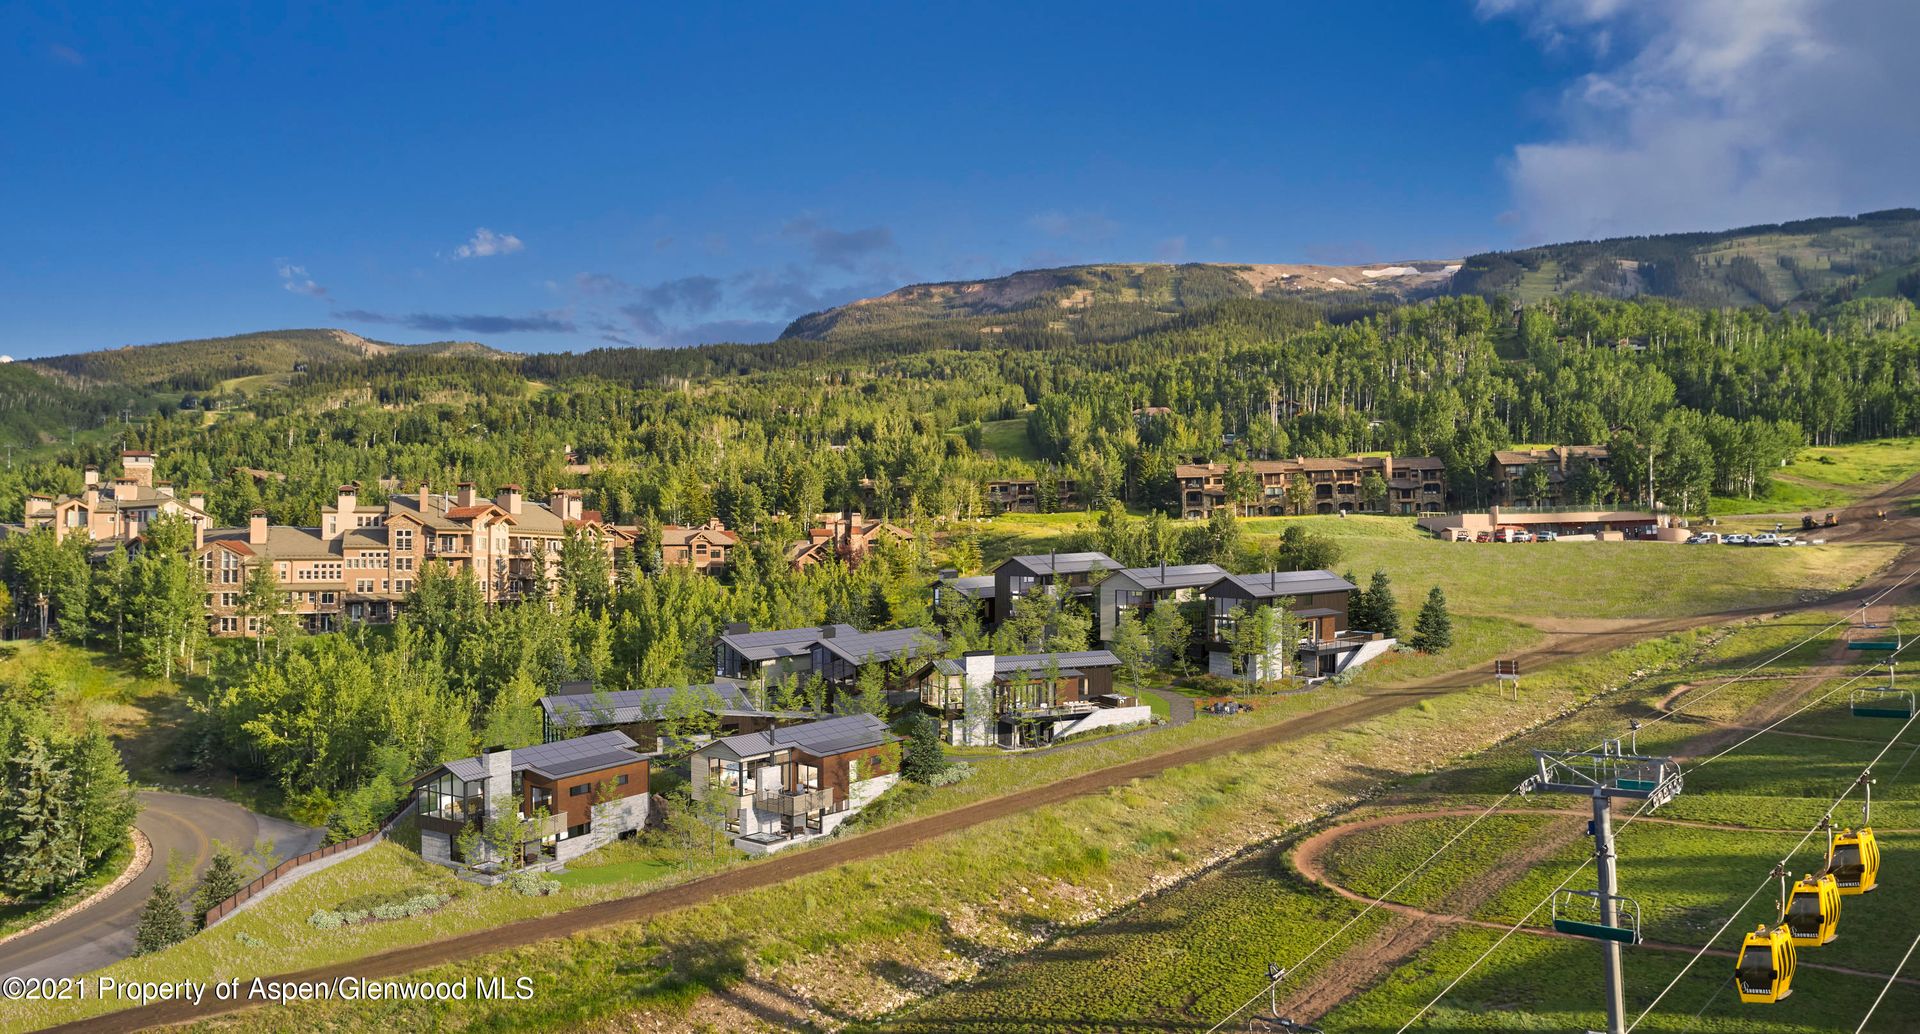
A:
1521;741;1683;1034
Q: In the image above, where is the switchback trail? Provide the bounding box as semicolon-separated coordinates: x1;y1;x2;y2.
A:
45;526;1920;1033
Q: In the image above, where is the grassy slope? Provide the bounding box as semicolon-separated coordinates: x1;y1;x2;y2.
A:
1711;437;1920;515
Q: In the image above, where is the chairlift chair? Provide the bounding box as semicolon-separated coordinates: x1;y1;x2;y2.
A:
1550;888;1642;945
1846;606;1900;651
1734;924;1796;1003
1783;872;1842;946
1828;827;1881;895
1851;687;1914;720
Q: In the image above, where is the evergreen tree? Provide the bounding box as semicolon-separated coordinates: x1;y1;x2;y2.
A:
133;882;190;955
0;736;84;896
1410;586;1454;653
1144;599;1193;673
192;844;244;927
1342;569;1370;630
1362;570;1400;639
900;713;947;782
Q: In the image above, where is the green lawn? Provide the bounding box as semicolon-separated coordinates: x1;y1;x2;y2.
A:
1711;436;1920;515
975;416;1040;461
553;840;683;889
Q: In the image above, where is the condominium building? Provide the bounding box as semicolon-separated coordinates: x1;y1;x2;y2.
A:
1488;446;1612;506
1175;454;1447;519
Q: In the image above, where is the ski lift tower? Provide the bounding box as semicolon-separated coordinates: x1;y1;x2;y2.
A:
1520;742;1683;1034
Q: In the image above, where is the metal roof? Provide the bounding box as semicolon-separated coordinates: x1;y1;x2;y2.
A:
704;713;892;760
540;680;757;724
1108;563;1226;592
432;730;643;785
994;650;1120;674
1003;551;1120;576
719;624;860;662
1208;570;1357;598
818;626;942;666
942;575;995;598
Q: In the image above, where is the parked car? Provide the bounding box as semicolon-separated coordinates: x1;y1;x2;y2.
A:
1534;530;1559;542
1749;533;1786;546
1495;527;1533;543
1474;531;1493;543
1723;534;1751;545
1687;532;1720;544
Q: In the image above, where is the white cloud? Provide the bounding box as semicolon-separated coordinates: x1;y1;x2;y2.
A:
1484;0;1920;242
275;260;327;299
453;227;525;259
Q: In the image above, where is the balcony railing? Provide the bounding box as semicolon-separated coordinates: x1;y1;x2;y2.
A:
755;786;830;816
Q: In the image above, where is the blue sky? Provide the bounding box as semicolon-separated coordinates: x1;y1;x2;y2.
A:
2;1;1913;358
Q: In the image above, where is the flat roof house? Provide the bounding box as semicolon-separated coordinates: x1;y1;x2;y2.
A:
933;571;997;628
906;650;1149;748
807;626;943;694
538;679;810;749
413;732;650;870
990;551;1121;628
1095;562;1226;643
689;714;899;855
1203;570;1392;680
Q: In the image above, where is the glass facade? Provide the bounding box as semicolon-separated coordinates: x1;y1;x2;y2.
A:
419;772;483;823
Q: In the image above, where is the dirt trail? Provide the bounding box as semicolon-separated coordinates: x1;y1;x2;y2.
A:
45;493;1920;1033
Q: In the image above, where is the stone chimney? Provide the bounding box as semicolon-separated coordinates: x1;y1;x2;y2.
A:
1383;454;1395;480
456;482;478;508
188;490;207;511
112;478;138;502
83;483;101;508
155;480;175;499
957;651;997;747
248;509;269;545
83;465;99;487
483;746;515;827
121;451;155;488
337;483;358;514
497;484;524;516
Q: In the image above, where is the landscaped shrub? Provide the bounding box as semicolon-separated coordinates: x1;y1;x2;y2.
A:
506;869;562;897
307;891;449;929
233;931;266;947
923;762;974;787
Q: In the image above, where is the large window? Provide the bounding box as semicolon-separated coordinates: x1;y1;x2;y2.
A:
420;772;482;822
393;528;414;552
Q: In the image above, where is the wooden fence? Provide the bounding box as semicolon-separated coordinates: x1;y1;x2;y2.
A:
202;802;411;927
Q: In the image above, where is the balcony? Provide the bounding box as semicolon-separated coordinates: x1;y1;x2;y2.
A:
755;786;830;816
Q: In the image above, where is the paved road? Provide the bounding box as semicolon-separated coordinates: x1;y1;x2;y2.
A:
0;791;321;981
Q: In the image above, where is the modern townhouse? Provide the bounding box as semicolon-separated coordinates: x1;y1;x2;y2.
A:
714;623;860;686
1175;454;1447;519
932;570;998;627
1202;570;1394;680
805;625;942;696
413;731;651;870
688;713;899;855
989;551;1122;628
537;678;811;749
906;649;1149;748
1094;562;1227;642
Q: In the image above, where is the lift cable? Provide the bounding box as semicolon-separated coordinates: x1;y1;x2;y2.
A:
1590;566;1919;755
1625;703;1917;1031
1394;641;1918;1033
1853;926;1920;1032
1200;788;1523;1034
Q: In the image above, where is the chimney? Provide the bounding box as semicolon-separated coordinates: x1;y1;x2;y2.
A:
497;484;523;516
457;482;477;507
958;651;996;747
188;490;207;511
83;465;99;487
83;483;101;507
418;481;432;505
1383;453;1395;480
821;625;837;639
155;480;175;499
337;483;358;515
483;746;514;822
248;509;268;545
726;621;750;636
121;452;155;487
113;478;137;501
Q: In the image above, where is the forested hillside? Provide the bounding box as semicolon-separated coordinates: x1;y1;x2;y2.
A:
25;329;503;390
3;291;1916;533
1451;208;1920;308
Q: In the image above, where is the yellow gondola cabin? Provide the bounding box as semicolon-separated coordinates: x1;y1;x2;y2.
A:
1736;924;1796;1003
1784;872;1841;946
1828;827;1881;895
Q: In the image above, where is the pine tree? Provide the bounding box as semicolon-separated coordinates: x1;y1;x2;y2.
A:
901;713;947;782
0;736;84;897
1109;611;1153;689
1364;570;1400;639
192;844;244;928
1410;586;1454;653
1342;570;1369;630
133;882;190;954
